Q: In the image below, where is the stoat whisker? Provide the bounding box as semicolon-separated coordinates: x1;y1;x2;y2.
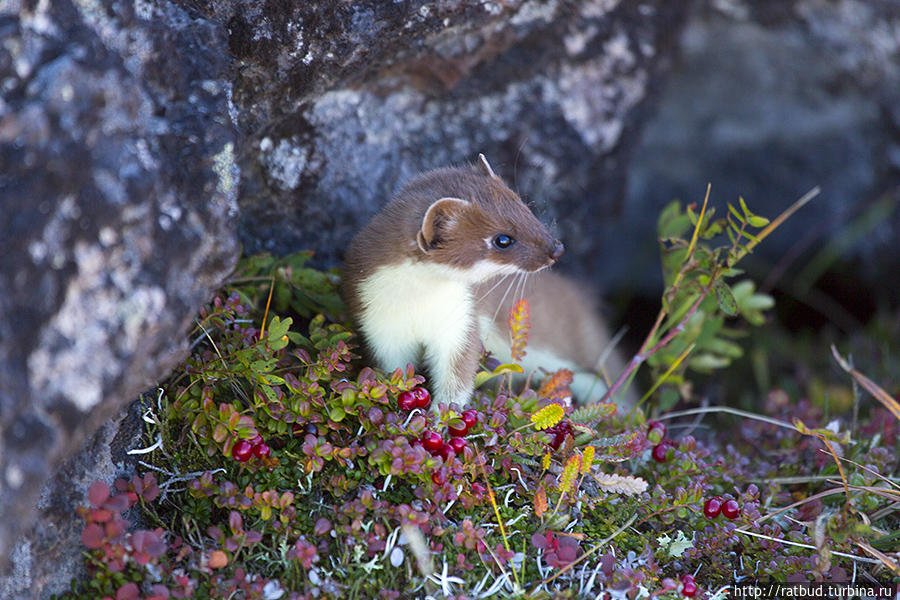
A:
476;273;512;303
490;271;520;327
515;271;528;308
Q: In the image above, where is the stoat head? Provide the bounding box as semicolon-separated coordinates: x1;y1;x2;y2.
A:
412;154;564;282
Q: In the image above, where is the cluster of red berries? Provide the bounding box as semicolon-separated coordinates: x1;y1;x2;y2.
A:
397;387;431;411
394;386;481;483
545;420;574;450
703;496;741;519
231;435;271;462
418;408;478;464
680;573;699;597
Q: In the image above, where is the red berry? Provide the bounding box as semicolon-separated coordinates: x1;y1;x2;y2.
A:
437;444;454;462
431;471;446;486
681;574;695;583
461;409;478;430
397;390;417;411
703;497;723;519
412;387;431;409
252;443;271;459
647;420;666;443
248;435;263;446
721;499;740;519
232;440;253;462
651;442;670;463
421;431;444;453
448;418;469;437
682;580;698;597
448;437;468;455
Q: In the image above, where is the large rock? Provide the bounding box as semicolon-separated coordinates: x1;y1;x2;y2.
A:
224;0;690;279
0;0;238;593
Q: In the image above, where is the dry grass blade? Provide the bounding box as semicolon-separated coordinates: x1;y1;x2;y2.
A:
824;480;900;503
638;343;694;406
854;541;900;576
259;275;276;340
732;186;820;263
757;487;847;524
831;345;900;422
834;456;900;491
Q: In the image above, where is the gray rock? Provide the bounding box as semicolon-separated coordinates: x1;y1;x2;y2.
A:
0;0;238;591
620;0;900;309
229;0;690;281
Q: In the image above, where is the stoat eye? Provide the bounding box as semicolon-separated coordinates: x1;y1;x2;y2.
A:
493;234;515;249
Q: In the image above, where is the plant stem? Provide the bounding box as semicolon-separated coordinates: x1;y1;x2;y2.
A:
598;281;713;404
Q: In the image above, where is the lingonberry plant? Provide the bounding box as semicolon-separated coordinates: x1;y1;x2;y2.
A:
59;192;899;600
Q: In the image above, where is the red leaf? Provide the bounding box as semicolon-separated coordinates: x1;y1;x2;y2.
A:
116;582;140;600
87;481;110;508
314;518;332;536
229;511;243;534
90;508;113;523
81;523;105;549
103;493;130;512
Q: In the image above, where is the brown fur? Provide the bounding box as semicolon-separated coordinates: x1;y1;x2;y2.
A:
343;162;563;323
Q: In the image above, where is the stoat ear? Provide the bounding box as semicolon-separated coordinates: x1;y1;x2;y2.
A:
476;154;500;180
417;197;468;253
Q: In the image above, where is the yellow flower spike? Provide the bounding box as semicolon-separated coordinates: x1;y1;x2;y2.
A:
558;454;581;495
531;403;564;430
582;446;595;475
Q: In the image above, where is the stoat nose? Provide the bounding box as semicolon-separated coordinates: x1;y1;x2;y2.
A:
549;240;565;261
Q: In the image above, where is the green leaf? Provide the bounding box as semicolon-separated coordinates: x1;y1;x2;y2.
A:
657;201;691;239
659;388;681;411
689;353;731;371
266;316;292;344
704;337;744;359
748;214;770;228
686;204;698;226
473;363;524;388
329;406;346;422
727;203;745;224
713;280;738;316
741;229;761;244
738;195;752;217
212;424;228;443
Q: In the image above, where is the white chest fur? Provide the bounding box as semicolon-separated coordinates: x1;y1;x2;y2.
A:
357;260;476;372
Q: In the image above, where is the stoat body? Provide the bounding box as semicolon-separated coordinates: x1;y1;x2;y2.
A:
343;156;628;408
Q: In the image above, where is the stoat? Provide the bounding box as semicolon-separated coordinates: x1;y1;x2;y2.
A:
342;156;629;408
